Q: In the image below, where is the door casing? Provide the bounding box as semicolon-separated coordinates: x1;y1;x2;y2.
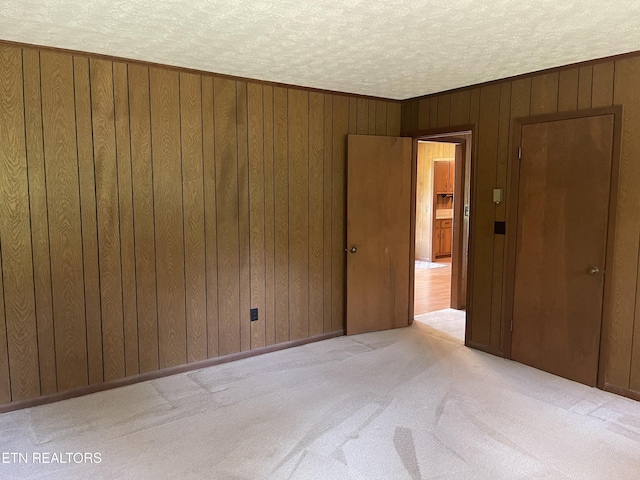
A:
503;106;623;390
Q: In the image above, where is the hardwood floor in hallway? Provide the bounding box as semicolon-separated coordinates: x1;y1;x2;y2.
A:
414;259;452;316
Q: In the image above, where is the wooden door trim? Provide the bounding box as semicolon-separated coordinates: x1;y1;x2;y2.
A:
408;126;476;337
503;106;623;390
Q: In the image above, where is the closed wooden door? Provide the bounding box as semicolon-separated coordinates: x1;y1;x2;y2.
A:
346;135;412;335
511;114;615;386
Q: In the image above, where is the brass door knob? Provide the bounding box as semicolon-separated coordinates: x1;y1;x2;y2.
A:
587;266;600;275
350;246;357;253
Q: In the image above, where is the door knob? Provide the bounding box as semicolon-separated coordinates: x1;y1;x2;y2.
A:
350;246;357;253
587;266;600;275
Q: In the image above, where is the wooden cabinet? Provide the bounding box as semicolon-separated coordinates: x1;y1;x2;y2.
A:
433;218;452;257
434;160;455;194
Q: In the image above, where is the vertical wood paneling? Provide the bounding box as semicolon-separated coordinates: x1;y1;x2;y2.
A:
356;97;368;134
40;51;88;391
288;89;309;341
332;95;349;332
180;72;207;363
128;64;159;372
263;85;276;346
429;97;438;128
375;101;387;135
557;68;579;112
401;101;411;135
592;62;615;108
149;67;187;368
323;95;333;333
0;243;10;403
90;58;125;381
237;82;251;352
608;57;640;388
450;91;471;126
309;92;324;336
248;82;266;349
274;87;289;343
578;66;593;110
470;84;501;346
73;56;103;385
213;77;241;355
489;82;512;351
409;100;419;132
202;76;219;358
367;99;376;134
418;98;430;130
530;73;559;115
113;62;139;376
437;94;451;127
0;46;40;400
387;102;402;136
23;50;57;394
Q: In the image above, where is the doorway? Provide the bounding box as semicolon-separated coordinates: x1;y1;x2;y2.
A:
410;131;473;341
504;108;621;387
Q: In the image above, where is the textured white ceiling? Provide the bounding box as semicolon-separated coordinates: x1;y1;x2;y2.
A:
2;1;640;99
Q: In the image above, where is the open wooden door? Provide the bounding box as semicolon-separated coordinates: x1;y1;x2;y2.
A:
346;135;412;335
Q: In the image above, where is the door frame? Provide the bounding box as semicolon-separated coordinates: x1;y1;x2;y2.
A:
408;125;476;342
503;106;623;390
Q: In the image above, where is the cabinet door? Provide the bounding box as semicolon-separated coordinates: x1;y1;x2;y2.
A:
448;161;455;193
441;226;452;255
432;220;441;256
434;161;449;194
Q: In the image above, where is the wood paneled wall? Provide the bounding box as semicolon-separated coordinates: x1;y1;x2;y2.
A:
401;55;640;397
0;43;401;406
415;142;455;261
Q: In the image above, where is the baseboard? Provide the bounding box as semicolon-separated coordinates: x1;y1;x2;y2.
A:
465;340;505;357
0;330;344;414
603;383;640;402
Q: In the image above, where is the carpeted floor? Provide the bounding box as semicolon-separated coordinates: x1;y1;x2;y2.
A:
2;310;640;479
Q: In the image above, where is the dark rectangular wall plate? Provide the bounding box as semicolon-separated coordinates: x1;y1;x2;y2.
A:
250;308;259;322
494;221;506;235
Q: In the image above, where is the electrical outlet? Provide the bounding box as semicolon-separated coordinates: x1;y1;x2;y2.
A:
250;308;258;322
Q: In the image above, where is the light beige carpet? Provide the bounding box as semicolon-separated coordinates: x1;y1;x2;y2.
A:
1;309;640;479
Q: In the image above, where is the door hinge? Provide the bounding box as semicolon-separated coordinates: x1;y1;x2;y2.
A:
517;146;522;160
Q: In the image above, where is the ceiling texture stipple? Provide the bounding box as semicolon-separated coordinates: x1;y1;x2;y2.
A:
2;0;640;99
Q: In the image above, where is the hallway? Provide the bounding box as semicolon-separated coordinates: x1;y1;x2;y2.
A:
414;259;452;316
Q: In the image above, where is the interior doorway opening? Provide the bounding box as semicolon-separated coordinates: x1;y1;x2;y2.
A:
411;131;473;342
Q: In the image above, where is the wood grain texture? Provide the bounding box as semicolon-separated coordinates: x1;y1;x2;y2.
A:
418;98;430;131
578;66;593;110
592;62;615;108
202;76;219;358
437;94;451;127
356;97;368;134
22;49;57;395
90;58;125;381
128;64;159;372
323;95;333;333
557;68;579;112
450;91;471;126
387;102;402;136
429;97;438;129
263;85;276;346
375;101;387;135
180;72;207;363
237;82;251;352
368;99;377;135
332;95;349;332
274;86;289;344
309;92;324;337
73;56;103;386
113;62;139;376
288;89;310;341
149;67;187;368
608;57;640;388
248;82;266;349
0;45;40;400
0;241;10;403
470;84;501;346
530;73;559;115
214;77;241;355
40;51;89;392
